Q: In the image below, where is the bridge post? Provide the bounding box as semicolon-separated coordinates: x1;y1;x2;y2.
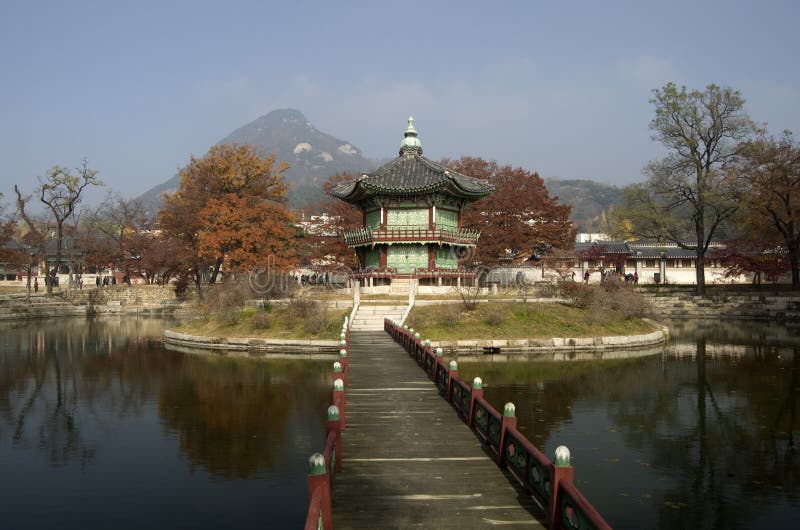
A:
468;376;483;428
498;402;517;467
333;378;346;429
447;360;458;403
339;349;348;377
306;453;332;530
327;405;342;473
334;361;346;387
548;445;574;530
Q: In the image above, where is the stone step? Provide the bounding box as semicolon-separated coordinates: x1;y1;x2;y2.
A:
352;318;403;326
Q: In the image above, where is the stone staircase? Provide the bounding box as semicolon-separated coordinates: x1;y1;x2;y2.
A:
0;293;88;320
349;304;407;331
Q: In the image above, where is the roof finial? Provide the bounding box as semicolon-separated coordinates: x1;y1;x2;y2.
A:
399;115;422;155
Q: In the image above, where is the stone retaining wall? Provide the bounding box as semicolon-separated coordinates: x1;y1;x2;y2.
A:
67;285;178;306
640;287;800;320
162;329;339;358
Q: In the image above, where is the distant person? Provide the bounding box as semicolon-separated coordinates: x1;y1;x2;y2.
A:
96;276;101;288
583;271;590;284
633;272;639;284
103;276;108;287
34;278;38;293
112;276;117;286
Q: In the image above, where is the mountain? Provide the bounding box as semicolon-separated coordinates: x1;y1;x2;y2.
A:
137;109;626;228
545;178;624;232
137;109;376;212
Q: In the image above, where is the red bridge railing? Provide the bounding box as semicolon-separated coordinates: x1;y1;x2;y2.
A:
384;318;613;530
303;317;350;530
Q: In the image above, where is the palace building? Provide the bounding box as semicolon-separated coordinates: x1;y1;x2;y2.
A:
329;117;494;289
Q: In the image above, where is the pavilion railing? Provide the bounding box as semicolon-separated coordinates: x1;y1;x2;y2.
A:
343;227;480;247
384;318;613;530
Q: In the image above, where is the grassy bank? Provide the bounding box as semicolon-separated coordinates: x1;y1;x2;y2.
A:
174;304;349;341
405;302;656;341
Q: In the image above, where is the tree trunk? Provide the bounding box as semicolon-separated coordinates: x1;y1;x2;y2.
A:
209;256;223;284
789;243;800;289
194;263;203;300
694;216;706;295
48;222;64;296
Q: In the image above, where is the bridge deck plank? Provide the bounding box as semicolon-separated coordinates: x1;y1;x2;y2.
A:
332;331;546;529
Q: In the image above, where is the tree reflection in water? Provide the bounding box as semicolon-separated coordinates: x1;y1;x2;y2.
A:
1;317;333;528
455;320;800;530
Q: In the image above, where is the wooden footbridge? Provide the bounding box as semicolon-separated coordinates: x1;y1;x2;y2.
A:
304;319;612;530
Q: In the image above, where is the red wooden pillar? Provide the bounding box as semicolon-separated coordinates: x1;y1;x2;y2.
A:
447;361;458;403
468;376;483;428
339;349;349;377
327;405;343;473
498;402;517;467
548;446;575;530
333;361;346;387
333;379;346;430
306;454;332;530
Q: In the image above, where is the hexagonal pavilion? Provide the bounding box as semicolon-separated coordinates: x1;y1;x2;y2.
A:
329;117;494;288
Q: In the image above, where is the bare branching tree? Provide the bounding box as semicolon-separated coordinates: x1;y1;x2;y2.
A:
15;159;102;294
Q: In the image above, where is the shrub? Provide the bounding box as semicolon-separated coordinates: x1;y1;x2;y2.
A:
203;279;253;316
561;282;595;308
484;311;504;326
591;284;650;321
216;308;240;327
562;281;650;320
285;298;319;321
252;311;271;330
303;308;333;335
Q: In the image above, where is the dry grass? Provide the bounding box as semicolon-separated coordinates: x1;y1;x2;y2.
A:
405;302;657;341
175;304;349;340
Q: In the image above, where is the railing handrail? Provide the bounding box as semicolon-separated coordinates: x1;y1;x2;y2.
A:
382;319;613;530
343;226;480;246
303;317;349;530
304;487;325;530
559;479;613;529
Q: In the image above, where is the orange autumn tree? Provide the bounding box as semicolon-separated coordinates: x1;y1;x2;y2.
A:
198;194;297;272
159;144;295;297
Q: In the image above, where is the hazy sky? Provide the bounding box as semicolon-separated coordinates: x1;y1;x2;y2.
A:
1;0;798;205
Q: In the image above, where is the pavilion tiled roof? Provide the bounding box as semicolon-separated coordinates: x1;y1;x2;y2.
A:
329;117;494;204
329;153;494;203
555;240;714;259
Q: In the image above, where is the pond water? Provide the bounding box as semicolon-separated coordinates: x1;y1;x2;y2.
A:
457;319;800;530
0;317;331;530
3;316;798;529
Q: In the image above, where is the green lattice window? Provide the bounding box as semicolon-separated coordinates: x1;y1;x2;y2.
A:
387;244;428;273
386;208;429;228
435;246;458;269
365;210;381;230
437;209;458;230
364;248;380;269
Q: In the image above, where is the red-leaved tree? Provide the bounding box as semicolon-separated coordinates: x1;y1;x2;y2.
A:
444;157;576;266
